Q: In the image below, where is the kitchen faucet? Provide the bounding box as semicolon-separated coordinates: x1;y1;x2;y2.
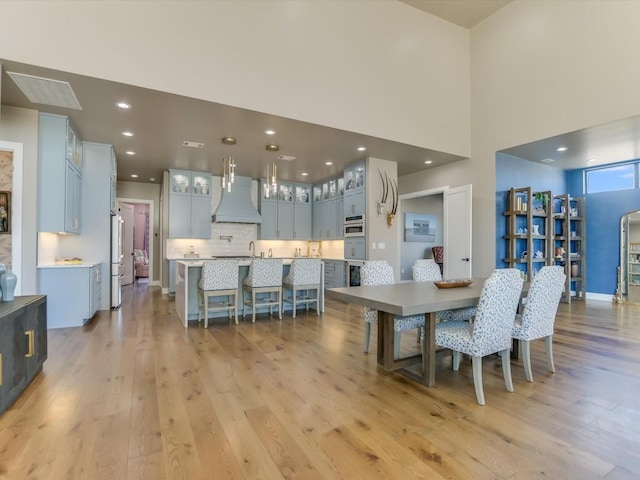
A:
249;241;255;258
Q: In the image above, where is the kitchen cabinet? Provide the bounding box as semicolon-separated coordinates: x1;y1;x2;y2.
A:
38;113;83;234
0;296;47;415
259;181;311;240
168;169;212;239
323;260;346;289
345;237;366;260
312;176;344;240
110;147;117;213
344;161;366;215
37;263;102;328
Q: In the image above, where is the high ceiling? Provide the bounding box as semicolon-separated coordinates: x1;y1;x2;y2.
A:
0;58;466;185
400;0;511;29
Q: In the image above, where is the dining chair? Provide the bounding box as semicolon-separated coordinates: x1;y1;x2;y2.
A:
198;259;240;328
512;265;565;382
242;258;283;323
282;258;322;318
435;268;523;405
411;259;477;324
361;260;425;359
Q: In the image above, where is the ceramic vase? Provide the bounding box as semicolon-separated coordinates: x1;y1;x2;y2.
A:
1;268;17;301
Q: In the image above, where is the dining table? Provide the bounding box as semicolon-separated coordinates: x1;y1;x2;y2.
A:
327;278;526;387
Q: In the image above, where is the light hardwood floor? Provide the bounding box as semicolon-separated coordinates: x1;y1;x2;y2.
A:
1;282;640;479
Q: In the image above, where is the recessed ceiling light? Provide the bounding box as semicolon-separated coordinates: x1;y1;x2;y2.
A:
122;131;134;137
116;102;131;109
301;172;308;176
424;160;433;164
150;177;155;181
557;146;568;152
325;161;333;166
588;158;597;162
125;151;136;155
265;130;276;135
131;174;138;178
357;146;366;151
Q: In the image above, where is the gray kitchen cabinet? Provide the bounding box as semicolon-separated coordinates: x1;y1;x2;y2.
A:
0;296;47;415
312;177;343;240
260;181;310;240
323;260;346;289
345;237;366;260
322;200;338;239
37;264;102;328
168;260;176;294
168;169;212;239
312;202;322;239
344;161;366;215
38;113;83;234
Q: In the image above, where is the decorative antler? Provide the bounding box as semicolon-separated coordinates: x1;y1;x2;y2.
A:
377;169;388;215
387;176;399;227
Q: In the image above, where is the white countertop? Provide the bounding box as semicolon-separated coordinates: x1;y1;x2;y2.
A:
167;256;345;262
37;261;102;269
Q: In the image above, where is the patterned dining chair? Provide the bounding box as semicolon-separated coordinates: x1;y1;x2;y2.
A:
361;260;425;359
411;259;477;324
242;258;283;323
198;259;240;328
282;258;322;318
435;268;523;405
512;265;565;382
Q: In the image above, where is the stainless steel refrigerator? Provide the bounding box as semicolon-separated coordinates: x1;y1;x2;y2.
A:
111;214;123;308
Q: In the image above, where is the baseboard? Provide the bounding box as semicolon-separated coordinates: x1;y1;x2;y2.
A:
162;287;169;295
149;280;161;287
586;292;614;302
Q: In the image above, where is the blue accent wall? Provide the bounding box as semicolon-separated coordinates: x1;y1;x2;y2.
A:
567;167;640;295
495;153;566;268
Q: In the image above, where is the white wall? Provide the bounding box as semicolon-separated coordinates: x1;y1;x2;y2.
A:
0;0;470;158
0;106;38;293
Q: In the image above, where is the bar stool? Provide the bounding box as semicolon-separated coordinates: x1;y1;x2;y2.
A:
198;259;239;328
282;258;322;318
242;258;283;323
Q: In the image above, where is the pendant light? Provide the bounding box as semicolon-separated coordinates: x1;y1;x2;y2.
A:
221;137;237;192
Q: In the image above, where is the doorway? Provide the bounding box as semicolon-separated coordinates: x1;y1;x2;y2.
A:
117;197;154;287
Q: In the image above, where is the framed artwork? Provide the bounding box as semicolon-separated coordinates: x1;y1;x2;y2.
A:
404;212;436;243
0;191;10;234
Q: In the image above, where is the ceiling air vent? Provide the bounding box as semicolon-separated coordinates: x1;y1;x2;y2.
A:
182;141;204;148
7;71;82;110
277;154;296;161
540;158;555;164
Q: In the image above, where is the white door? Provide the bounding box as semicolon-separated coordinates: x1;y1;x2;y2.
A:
119;202;135;286
444;184;472;279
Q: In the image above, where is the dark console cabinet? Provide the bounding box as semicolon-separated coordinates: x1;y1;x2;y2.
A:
0;296;47;415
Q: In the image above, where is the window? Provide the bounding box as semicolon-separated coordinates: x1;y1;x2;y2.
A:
586;163;636;194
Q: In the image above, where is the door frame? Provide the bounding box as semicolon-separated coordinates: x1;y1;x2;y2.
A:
397;184;472;279
0;141;23;295
117;197;155;285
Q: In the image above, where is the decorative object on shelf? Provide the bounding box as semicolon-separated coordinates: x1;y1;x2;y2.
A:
377;169;388;215
0;191;11;234
1;267;17;301
521;250;528;260
571;262;579;278
221;137;237;193
534;191;549;213
263;162;277;198
555;246;566;257
535;250;544;259
434;278;473;289
531;224;540;236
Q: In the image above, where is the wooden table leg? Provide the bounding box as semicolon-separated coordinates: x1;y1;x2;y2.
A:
380;311;395;370
376;310;384;365
422;312;437;387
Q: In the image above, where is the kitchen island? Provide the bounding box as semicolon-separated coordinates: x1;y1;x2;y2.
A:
175;258;325;327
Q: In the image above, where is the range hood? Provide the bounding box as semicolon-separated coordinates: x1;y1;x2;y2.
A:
212;175;262;224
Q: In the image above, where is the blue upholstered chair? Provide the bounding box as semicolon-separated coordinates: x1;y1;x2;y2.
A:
435;268;523;405
242;258;283;323
198;259;240;328
282;258;322;318
512;265;565;382
361;260;425;359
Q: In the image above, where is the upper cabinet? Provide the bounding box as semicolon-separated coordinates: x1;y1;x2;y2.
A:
312;175;344;240
259;181;311;240
343;161;365;215
168;169;212;239
38;113;83;234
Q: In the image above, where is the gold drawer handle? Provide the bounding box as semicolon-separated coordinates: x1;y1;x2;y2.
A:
25;330;35;358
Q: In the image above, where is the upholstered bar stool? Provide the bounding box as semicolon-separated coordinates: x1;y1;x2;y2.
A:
242;258;283;323
282;258;322;318
198;259;240;328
